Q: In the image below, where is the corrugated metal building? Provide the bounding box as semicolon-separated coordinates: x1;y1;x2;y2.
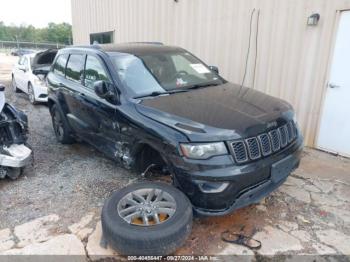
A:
71;0;350;156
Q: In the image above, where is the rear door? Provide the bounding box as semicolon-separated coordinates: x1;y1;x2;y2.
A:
47;53;69;91
63;53;90;134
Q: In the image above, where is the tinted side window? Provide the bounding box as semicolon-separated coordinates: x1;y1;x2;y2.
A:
84;55;109;89
66;54;86;83
53;54;68;77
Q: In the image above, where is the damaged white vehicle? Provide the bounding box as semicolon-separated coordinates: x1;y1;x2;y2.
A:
0;84;32;179
11;49;58;104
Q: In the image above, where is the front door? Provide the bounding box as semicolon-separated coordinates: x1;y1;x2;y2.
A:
317;11;350;157
80;55;121;158
14;56;26;91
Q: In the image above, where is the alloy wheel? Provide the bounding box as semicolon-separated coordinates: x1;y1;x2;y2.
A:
117;188;177;226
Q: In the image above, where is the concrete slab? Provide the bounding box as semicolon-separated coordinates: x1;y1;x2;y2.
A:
14;214;60;248
285;176;305;188
0;228;15;252
219;243;254;255
316;229;350;254
1;234;85;256
254;226;303;255
279;186;311;204
86;221;119;260
278;221;299;232
312;242;337;255
310;180;334;194
290;230;312;242
68;212;94;240
311;192;344;207
320;206;350;224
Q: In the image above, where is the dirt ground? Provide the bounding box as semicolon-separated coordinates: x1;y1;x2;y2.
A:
0;53;350;260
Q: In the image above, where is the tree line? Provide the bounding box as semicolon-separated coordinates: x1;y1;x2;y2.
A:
0;22;72;45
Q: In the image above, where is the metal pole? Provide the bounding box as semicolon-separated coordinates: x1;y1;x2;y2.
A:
15;36;19;49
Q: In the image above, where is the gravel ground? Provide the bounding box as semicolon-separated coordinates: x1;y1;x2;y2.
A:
0;53;138;229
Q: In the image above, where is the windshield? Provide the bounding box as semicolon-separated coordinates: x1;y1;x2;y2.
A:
110;50;224;98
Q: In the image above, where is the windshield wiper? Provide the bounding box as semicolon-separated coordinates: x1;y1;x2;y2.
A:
134;82;220;99
186;82;220;90
134;89;187;99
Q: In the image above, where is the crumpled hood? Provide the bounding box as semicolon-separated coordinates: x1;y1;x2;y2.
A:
135;83;294;141
31;49;58;71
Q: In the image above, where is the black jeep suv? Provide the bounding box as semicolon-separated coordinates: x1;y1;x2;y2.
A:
46;43;303;216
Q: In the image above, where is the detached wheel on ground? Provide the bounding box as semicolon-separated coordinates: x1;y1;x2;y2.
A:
101;182;193;256
50;104;75;144
28;83;37;105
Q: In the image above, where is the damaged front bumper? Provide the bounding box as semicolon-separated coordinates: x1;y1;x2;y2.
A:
0;144;32;168
173;136;303;216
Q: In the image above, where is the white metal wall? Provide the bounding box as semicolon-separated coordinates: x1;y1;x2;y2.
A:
71;0;350;146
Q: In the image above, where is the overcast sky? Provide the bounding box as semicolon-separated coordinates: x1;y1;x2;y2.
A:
0;0;72;28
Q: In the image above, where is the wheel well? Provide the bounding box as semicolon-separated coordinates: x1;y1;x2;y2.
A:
47;99;55;111
134;144;167;173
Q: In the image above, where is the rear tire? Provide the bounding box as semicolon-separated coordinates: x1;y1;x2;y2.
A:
50;104;75;144
101;182;193;256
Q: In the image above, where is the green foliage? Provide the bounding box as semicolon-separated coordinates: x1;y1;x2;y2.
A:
0;22;72;44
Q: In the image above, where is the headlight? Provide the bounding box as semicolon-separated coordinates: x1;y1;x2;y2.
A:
293;113;298;124
34;78;44;86
180;142;228;160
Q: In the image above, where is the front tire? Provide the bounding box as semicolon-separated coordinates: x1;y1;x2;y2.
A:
12;76;19;93
28;83;37;105
101;182;193;256
50;104;75;144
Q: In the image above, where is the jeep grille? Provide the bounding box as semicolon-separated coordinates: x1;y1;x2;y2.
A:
229;121;298;164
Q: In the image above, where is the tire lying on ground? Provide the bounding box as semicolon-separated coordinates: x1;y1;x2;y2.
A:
101;182;193;256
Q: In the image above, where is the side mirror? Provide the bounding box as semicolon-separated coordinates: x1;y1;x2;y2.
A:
33;68;49;76
209;65;219;74
18;64;26;72
94;80;118;104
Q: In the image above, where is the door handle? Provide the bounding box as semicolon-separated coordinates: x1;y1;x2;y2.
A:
329;83;341;89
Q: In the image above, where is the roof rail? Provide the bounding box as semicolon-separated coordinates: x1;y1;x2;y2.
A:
124;42;164;45
68;44;102;50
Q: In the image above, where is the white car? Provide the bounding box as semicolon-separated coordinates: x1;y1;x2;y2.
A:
11;49;57;104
